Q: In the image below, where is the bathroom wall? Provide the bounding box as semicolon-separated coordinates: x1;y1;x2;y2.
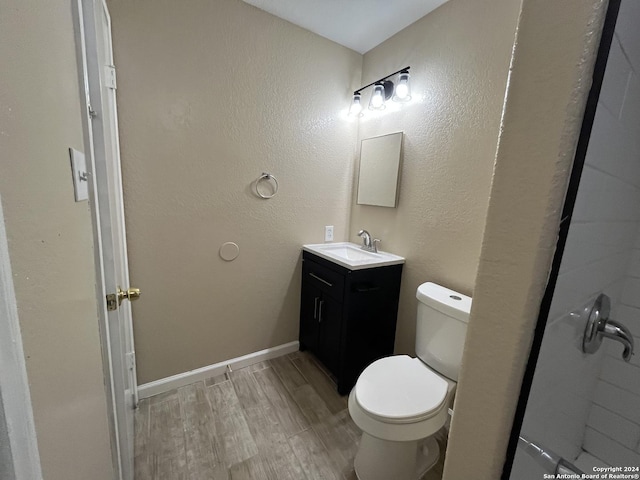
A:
586;253;640;465
589;243;640;464
349;0;522;354
0;1;115;479
510;12;640;474
583;2;640;464
108;0;362;383
444;0;609;477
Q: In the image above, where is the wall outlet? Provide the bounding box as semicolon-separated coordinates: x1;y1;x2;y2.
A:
324;225;334;242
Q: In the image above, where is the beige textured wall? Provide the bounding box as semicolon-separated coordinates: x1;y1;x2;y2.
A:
350;0;521;354
444;0;607;478
108;0;362;383
0;1;114;479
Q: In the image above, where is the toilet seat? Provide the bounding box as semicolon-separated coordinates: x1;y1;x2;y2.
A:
348;282;470;480
354;355;448;424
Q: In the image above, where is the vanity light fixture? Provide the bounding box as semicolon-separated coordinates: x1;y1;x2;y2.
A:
349;92;364;116
393;71;411;102
348;66;411;116
369;83;387;110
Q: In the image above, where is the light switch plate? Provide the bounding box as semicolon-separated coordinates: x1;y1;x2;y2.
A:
69;148;89;202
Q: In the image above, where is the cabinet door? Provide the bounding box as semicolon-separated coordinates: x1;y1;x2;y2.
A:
300;268;322;352
317;295;342;376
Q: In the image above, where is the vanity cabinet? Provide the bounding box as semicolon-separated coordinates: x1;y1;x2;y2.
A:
299;250;403;395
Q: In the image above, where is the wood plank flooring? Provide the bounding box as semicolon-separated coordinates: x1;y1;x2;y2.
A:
135;351;446;480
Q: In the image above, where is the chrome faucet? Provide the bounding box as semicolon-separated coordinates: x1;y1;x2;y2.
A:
358;229;380;253
583;294;635;362
600;318;635;362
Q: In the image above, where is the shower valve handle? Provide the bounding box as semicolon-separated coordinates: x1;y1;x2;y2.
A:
583;294;635;362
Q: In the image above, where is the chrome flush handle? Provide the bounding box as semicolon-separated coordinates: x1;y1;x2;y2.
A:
583;294;635;362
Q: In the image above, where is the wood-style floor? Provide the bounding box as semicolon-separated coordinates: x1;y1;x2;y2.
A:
134;351;446;480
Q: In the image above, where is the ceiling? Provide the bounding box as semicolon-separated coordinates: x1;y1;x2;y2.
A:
242;0;449;54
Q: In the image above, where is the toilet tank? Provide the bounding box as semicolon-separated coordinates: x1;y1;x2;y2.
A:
415;282;472;381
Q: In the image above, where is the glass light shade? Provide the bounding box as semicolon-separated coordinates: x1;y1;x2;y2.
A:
369;84;386;110
393;72;411;102
348;93;363;116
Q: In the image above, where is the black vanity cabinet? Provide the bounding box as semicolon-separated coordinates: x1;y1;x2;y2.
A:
299;250;403;395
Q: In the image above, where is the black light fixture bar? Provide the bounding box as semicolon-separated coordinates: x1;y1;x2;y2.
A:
353;66;411;95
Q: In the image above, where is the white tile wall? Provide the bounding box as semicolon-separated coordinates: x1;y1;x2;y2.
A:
514;302;609;468
584;428;640;467
587;231;640;464
511;3;640;475
593;380;640;424
598;37;632;118
587;405;640;450
615;0;640;74
580;10;640;467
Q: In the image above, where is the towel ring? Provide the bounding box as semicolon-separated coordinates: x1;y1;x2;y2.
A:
255;172;279;199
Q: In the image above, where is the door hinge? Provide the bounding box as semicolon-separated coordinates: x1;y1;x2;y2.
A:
126;351;136;371
88;104;97;119
104;65;117;90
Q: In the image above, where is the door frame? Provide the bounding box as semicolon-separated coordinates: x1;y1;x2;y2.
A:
0;196;43;480
500;0;622;476
73;1;137;478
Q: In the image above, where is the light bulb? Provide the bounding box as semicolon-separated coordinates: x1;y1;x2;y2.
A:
393;72;411;102
395;83;409;99
369;84;386;110
348;93;363;116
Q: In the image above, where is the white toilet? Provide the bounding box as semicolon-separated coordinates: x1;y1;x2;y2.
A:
348;282;471;480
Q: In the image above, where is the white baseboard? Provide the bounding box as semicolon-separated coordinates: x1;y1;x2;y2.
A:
137;340;299;399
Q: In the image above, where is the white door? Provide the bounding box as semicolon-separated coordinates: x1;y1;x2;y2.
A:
78;1;138;479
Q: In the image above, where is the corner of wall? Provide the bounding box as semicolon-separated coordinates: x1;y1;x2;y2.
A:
348;0;523;355
443;0;608;478
0;1;115;478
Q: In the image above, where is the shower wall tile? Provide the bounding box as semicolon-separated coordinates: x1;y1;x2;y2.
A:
515;8;640;475
550;252;626;324
583;16;640;465
584;427;640;467
604;336;640;369
596;175;640;221
626;250;640;279
517;301;606;462
635;224;640;249
587;102;640;186
598;355;640;397
616;0;640;72
598;37;632;119
593;380;640;424
621;277;640;309
511;5;640;476
560;222;636;275
570;166;603;224
621;72;640;143
587;404;640;450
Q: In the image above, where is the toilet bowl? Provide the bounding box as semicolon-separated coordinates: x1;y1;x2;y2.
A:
348;282;471;480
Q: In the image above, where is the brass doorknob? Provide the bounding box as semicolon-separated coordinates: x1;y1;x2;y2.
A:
117;286;141;305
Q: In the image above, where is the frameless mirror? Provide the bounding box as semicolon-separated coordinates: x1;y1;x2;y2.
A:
356;132;403;208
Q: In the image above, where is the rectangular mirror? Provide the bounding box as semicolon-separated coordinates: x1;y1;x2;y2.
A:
356;132;404;208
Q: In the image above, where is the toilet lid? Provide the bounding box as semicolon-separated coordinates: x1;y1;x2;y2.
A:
355;355;448;422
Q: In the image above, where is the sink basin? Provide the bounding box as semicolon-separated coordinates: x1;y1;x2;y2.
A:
303;242;405;270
